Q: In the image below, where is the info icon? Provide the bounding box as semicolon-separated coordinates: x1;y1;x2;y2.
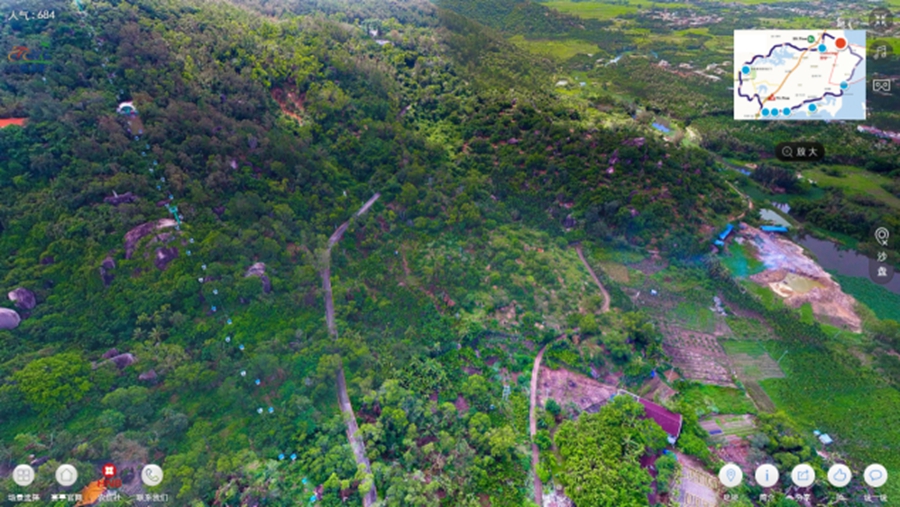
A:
719;463;743;488
755;464;779;488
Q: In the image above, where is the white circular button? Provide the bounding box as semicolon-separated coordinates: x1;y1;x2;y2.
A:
55;464;78;487
13;464;35;487
827;464;852;488
791;463;816;488
719;462;743;488
142;464;164;486
864;464;888;488
755;463;779;487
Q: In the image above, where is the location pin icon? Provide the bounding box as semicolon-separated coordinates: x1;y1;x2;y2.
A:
727;469;736;482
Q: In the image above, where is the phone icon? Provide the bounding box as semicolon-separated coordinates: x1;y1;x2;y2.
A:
141;464;164;486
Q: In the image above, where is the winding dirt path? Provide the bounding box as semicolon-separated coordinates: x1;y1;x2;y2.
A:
529;244;612;505
320;194;380;507
529;343;549;505
574;244;611;313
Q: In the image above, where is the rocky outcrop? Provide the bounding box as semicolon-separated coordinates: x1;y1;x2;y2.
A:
124;219;177;259
0;308;21;329
138;369;158;382
109;353;136;369
104;192;138;206
100;255;116;286
8;288;36;310
102;348;119;359
154;247;178;270
244;262;272;294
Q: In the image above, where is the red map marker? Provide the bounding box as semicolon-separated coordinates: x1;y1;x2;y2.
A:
835;38;847;49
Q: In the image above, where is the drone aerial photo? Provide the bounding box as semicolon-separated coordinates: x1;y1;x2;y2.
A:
1;0;900;505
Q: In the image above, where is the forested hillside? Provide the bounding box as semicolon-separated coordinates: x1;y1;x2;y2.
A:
0;0;740;504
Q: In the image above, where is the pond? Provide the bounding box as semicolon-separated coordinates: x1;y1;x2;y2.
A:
798;235;900;295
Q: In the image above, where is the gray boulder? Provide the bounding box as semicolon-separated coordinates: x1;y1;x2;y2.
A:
109;353;136;369
0;308;21;329
8;288;36;310
244;262;272;294
138;369;158;382
100;255;116;286
124;219;177;259
154;247;178;270
104;191;138;206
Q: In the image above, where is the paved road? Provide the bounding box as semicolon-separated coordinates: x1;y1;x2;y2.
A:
529;244;612;505
320;194;380;507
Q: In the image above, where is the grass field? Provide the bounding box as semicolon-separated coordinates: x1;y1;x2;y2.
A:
667;301;717;333
677;383;757;416
832;273;900;323
760;337;900;500
723;337;785;383
743;281;779;310
541;0;636;20
728;317;776;341
721;242;766;278
721;340;765;357
509;35;599;61
803;165;900;211
598;260;630;283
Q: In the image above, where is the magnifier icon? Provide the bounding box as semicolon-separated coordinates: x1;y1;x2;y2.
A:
781;145;794;158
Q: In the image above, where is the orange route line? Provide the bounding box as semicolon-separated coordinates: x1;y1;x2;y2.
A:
755;30;828;118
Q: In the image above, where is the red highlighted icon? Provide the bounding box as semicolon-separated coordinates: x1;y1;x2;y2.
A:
102;463;117;478
835;38;847;49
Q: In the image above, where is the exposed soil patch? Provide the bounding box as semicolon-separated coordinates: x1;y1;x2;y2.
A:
714;438;752;471
272;88;305;125
537;366;617;412
741;224;861;332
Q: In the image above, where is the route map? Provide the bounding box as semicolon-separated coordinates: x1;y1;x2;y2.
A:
734;30;866;120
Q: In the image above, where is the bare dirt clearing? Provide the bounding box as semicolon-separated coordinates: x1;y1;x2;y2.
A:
536;366;617;412
741;224;861;332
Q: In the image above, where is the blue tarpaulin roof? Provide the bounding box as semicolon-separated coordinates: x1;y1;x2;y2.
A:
761;225;788;233
718;224;734;240
652;122;671;133
714;240;725;246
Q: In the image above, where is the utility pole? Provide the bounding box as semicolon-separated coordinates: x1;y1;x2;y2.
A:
776;350;789;365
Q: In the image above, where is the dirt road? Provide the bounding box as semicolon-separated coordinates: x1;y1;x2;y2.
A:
529;244;612;505
320;194;380;507
529;343;548;505
574;244;610;313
